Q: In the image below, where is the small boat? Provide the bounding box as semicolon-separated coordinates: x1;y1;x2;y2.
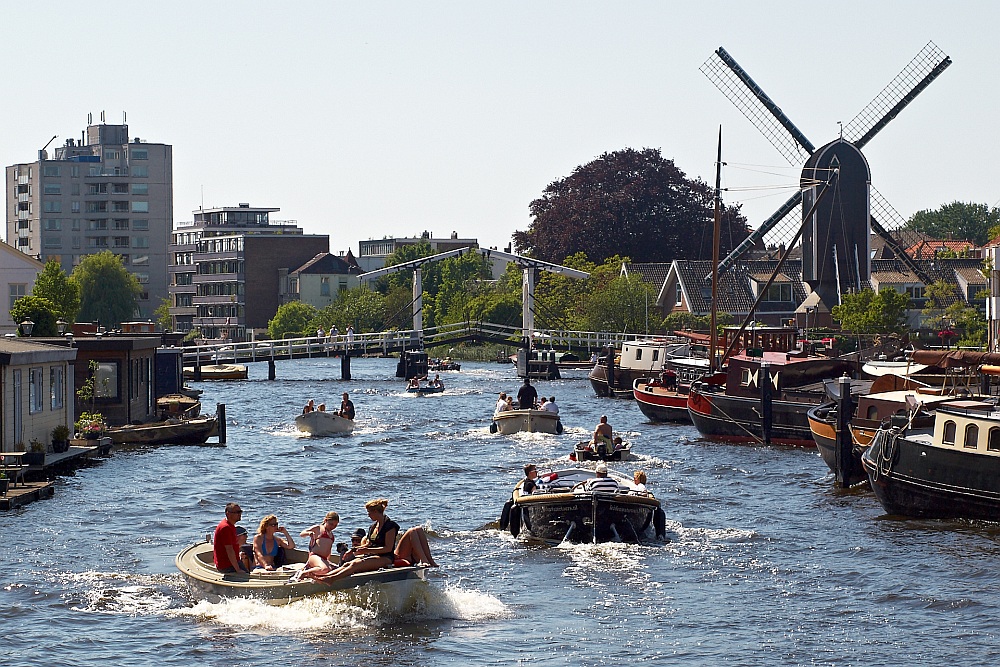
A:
183;364;249;380
175;541;429;606
862;399;1000;520
156;393;202;418
406;385;444;396
499;467;665;544
588;337;696;397
572;438;633;461
428;357;461;371
491;409;563;435
105;415;219;446
632;358;710;423
295;411;355;436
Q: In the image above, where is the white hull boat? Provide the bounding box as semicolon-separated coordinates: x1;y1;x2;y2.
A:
295;411;355;436
491;409;563;435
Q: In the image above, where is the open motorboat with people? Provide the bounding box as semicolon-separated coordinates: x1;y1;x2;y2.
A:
862;399;1000;520
428;357;461;371
175;540;429;605
572;437;632;461
105;414;219;446
588;336;697;398
491;409;563;435
499;466;665;544
407;385;444;396
633;357;711;423
295;411;355;436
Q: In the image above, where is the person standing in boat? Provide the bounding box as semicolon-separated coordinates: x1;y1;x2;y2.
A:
339;392;355;420
593;415;613;445
516;378;538;410
213;503;248;573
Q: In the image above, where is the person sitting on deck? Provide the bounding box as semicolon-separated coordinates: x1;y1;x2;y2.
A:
495;392;508;413
542;396;559;414
317;403;326;412
408;377;421;390
521;463;539;495
252;514;296;571
303;399;315;414
236;526;253;572
431;374;444;389
632;470;648;494
582;463;619;493
538;397;548;410
339;392;355;420
294;511;340;580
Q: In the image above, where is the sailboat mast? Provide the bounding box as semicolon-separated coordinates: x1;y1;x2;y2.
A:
710;127;722;373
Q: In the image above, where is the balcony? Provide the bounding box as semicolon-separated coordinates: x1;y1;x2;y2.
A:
192;273;243;284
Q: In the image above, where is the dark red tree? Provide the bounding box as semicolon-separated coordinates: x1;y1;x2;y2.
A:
513;148;750;264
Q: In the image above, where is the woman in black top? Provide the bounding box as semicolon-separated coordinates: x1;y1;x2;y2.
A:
316;498;399;583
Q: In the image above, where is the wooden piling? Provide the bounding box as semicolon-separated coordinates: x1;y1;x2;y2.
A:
217;403;227;444
341;353;351;380
268;358;276;380
835;374;854;488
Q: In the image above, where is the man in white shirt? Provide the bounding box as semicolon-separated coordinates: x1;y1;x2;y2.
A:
542;396;559;414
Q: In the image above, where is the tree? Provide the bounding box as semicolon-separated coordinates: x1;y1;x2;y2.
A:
153;297;172;331
905;201;1000;246
921;280;958;330
9;295;59;336
582;273;657;334
268;301;318;339
832;288;910;334
31;260;80;323
513;147;750;264
71;251;140;327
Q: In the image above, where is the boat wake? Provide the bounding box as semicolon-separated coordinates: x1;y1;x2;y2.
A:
68;570;178;615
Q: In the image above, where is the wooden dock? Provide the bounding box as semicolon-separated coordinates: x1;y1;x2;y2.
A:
1;440;111;511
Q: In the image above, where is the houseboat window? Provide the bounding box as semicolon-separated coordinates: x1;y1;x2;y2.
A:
988;428;1000;452
866;406;878;420
28;367;44;414
94;362;120;399
964;424;979;449
50;367;64;409
740;368;752;387
943;420;957;445
635;349;642;360
652;350;659;362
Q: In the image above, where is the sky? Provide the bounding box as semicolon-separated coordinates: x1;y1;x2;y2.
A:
3;2;997;257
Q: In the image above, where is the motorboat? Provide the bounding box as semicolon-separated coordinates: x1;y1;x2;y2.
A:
499;467;665;544
183;364;249;380
406;385;444;396
862;399;1000;520
632;357;710;423
588;337;695;397
175;541;429;606
156;393;202;419
105;415;219;446
295;411;355;436
491;409;563;435
572;438;632;461
428;357;461;371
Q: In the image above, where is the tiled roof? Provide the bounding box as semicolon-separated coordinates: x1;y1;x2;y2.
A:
292;252;362;276
673;259;809;315
622;262;671;287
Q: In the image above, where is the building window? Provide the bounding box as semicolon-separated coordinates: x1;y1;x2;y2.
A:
133;254;149;265
43;236;62;249
964;424;979;449
321;277;331;296
72;236;81;249
134;272;149;284
88;237;109;248
675;283;683;306
71;166;80;178
71;201;81;213
132;219;149;230
88;219;108;231
104;150;121;160
9;283;27;311
867;405;878;420
131;183;148;195
131;166;148;177
113;219;129;230
339;279;348;292
763;283;793;302
43;165;61;177
134;236;149;248
131;148;148;160
95;362;119;399
131;201;149;213
113;236;130;248
112;201;130;213
43;183;62;195
50;367;64;409
29;367;44;414
112;183;129;194
44;219;62;231
43;201;62;213
943;420;957;445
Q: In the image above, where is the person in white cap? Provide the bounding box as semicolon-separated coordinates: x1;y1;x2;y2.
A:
583;463;619;493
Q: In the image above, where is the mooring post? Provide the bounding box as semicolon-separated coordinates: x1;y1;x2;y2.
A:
341;352;352;380
194;351;202;382
835;374;854;488
760;361;772;445
217;403;227;444
268;358;276;381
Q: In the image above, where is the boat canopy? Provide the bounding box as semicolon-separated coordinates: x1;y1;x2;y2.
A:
910;350;1000;369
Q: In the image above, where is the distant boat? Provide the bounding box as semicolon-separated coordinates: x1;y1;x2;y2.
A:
295;411;355;436
406;385;444;396
491;409;562;435
105;415;219;446
183;364;248;380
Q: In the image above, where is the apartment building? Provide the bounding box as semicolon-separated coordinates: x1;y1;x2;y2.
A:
5;122;172;318
168;204;329;341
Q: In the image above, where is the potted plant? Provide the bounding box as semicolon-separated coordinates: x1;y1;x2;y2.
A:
23;439;46;466
52;424;71;453
75;412;106;440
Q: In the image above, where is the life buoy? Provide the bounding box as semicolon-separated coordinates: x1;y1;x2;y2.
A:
509;504;522;537
653;508;666;540
499;499;513;530
489;421;499;434
555;420;563;434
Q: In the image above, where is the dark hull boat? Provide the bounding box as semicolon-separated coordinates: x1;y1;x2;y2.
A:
632;358;709;423
499;468;665;544
588;339;694;398
862;400;1000;520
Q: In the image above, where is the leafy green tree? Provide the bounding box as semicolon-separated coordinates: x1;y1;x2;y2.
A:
946;300;986;348
431;253;496;325
905;201;1000;246
513;147;751;264
153;297;172;331
10;295;59;336
662;311;733;334
268;301;318;339
920;280;958;330
71;251;140;327
831;288;909;334
31;260;80;323
582;273;657;334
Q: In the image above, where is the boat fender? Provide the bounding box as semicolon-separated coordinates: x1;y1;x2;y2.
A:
653;508;666;540
499;499;513;530
541;472;558;484
556;420;563;434
509;504;522;538
489;421;498;434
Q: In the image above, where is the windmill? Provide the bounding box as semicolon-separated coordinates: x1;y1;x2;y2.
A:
700;42;951;311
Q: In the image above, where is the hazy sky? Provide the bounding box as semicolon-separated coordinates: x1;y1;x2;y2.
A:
4;2;996;257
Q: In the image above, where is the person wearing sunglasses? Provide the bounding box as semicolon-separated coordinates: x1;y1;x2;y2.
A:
252;514;296;571
213;503;248;573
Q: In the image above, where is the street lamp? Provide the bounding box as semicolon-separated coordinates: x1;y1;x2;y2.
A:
56;319;68;335
19;319;34;337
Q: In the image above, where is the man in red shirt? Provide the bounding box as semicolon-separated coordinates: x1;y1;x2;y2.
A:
214;503;247;572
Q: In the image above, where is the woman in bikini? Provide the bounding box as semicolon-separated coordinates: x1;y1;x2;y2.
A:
295;511;340;580
252;514;296;571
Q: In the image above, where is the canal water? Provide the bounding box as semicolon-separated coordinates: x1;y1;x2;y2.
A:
2;357;999;666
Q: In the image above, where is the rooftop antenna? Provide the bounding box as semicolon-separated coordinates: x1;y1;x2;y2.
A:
88;113;92;125
100;110;105;122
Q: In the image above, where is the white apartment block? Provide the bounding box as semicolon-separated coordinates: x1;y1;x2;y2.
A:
5;122;172;319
